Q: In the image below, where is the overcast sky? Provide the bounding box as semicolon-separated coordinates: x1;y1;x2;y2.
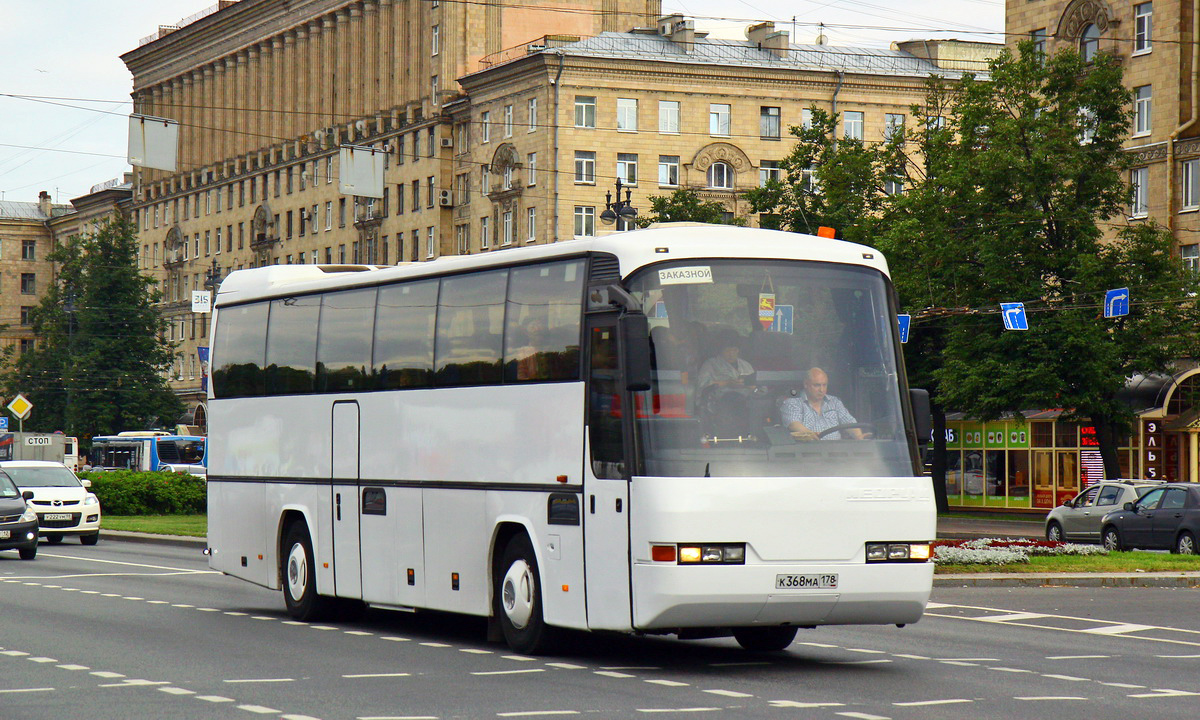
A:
0;0;1004;205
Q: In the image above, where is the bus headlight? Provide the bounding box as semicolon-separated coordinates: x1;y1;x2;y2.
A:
866;542;931;563
677;543;745;565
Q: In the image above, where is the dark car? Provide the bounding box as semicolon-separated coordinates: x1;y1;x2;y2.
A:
1101;483;1200;554
0;471;39;560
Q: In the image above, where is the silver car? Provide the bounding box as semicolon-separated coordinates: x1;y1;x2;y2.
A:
1045;481;1163;543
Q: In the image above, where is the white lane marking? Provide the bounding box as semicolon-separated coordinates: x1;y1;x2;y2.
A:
79;590;99;595
344;631;373;636
38;552;216;574
926;605;1200;648
282;621;308;626
836;713;892;720
99;680;171;688
594;671;635;678
978;612;1048;623
1100;682;1145;689
420;642;451;648
159;687;196;695
1128;689;1200;698
102;593;120;597
1047;655;1109;660
497;712;580;717
1042;674;1089;682
546;663;585;670
90;671;125;678
925;602;950;608
122;597;144;600
636;709;720;714
1156;654;1200;658
237;705;283;714
172;604;195;608
892;654;930;660
798;642;838;648
1;651;29;657
939;661;978;667
989;667;1033;673
28;657;58;663
894;699;973;707
147;601;170;605
846;648;887;654
283;715;324;720
504;655;537;662
357;717;439;720
471;669;544;676
197;608;220;612
646;680;689;687
56;664;89;671
1014;696;1087;701
310;625;338;631
1082;623;1155;635
769;701;845;708
250;616;274;621
342;672;412;679
0;688;55;694
940;657;999;662
224;678;296;684
460;649;492;655
703;689;753;698
225;612;249;617
380;637;410;642
196;695;236;702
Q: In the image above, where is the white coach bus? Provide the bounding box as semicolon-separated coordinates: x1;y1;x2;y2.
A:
207;224;934;654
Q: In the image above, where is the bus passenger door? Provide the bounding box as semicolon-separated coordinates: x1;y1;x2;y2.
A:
332;401;362;599
583;318;633;631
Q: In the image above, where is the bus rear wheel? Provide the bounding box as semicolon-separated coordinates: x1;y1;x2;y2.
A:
495;534;557;655
282;523;336;621
733;626;798;652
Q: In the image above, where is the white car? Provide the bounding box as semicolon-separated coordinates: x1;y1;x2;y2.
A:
0;461;102;545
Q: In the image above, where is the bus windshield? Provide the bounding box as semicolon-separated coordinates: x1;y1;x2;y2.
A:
626;258;914;478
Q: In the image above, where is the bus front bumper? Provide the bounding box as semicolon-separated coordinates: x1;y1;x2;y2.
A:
631;561;932;630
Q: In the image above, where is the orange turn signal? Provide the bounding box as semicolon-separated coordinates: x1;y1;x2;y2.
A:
651;545;677;562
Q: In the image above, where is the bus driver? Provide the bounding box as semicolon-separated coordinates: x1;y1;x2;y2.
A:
783;367;869;441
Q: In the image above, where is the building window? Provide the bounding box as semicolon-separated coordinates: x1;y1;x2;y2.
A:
21;273;36;295
617;153;638;185
759;161;781;187
502;210;514;245
659;155;679;186
526;207;536;242
884;113;905;140
760;106;781;139
884;178;904;196
574;206;595;238
503;165;513;190
22;239;36;260
428;128;436;156
427;227;436;257
575;151;596;183
1134;85;1152;136
431;75;439;101
1183;244;1200;273
617;98;638;131
1130;166;1149;217
659;100;680;133
503;104;513;137
325;201;333;230
1031;28;1047;56
1134;3;1152;54
1080;23;1100;62
709;103;731;136
20;307;32;325
801;108;814;130
427;177;436;208
481;111;491;143
528;97;538;132
481;216;491;249
457;224;469;254
481;167;490;196
844;111;864;140
707;161;733;189
575;96;596;128
527;152;537;186
432;24;440;55
1184;159;1200;210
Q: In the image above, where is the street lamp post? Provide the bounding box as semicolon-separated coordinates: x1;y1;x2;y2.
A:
600;178;638;228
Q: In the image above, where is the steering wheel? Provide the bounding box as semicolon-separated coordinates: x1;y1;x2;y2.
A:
817;422;874;439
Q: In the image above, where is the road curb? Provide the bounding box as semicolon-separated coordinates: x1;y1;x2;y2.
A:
935;572;1200;588
101;530;207;549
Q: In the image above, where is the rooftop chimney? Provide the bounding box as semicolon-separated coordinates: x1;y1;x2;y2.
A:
38;190;52;217
658;14;696;51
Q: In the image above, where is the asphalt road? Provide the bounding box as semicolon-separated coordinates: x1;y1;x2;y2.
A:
2;539;1199;720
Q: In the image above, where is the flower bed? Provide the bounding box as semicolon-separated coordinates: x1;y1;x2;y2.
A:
933;538;1108;566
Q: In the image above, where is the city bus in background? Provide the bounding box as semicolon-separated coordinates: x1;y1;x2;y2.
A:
89;432;207;477
206;224;933;654
63;436;79;472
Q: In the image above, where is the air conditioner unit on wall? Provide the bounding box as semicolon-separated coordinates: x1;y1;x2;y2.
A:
438;189;453;207
440;137;453;148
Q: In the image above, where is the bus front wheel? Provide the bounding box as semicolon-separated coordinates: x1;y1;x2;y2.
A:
282;523;336;621
495;534;557;655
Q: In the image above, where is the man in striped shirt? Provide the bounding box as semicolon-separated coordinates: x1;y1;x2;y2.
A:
782;367;868;441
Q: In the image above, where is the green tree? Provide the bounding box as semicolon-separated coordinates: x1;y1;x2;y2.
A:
748;41;1200;484
0;213;182;440
635;188;747;227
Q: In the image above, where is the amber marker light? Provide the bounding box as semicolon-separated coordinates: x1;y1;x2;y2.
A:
909;544;932;561
678;546;703;563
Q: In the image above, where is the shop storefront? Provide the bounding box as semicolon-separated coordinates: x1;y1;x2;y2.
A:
939;367;1200;510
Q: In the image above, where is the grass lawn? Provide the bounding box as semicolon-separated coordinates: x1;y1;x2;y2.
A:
102;515;206;537
937;551;1200;574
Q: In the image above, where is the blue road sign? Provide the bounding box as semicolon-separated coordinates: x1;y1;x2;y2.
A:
0;417;6;431
770;304;794;334
897;314;911;343
1000;302;1029;331
1104;287;1130;318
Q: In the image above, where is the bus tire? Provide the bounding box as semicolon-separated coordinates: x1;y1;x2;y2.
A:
733;626;798;652
495;534;557;655
282;522;336;621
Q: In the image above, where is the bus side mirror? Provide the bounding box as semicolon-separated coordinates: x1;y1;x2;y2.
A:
909;388;931;444
619;312;652;393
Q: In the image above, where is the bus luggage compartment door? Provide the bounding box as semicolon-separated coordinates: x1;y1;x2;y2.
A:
332;401;362;599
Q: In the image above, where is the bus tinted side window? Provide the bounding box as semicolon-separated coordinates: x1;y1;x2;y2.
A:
503;259;585;382
265;295;320;394
374;279;439;389
435;269;508;386
213;302;269;397
317;287;378;393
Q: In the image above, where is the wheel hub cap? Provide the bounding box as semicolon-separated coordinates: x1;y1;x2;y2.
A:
287;542;308;601
502;559;534;629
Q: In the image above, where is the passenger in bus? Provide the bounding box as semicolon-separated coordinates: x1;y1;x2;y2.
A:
783;367;869;441
696;340;755;394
